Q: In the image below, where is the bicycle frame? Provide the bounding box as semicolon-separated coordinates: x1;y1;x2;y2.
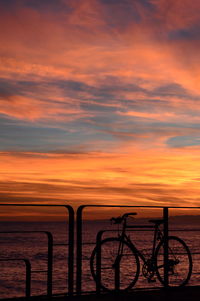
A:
116;218;164;265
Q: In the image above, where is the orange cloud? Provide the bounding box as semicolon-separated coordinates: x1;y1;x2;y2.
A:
1;147;200;209
1;0;200;217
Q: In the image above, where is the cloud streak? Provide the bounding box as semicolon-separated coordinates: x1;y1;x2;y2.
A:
1;147;200;209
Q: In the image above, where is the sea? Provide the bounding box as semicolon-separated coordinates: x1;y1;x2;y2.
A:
0;218;200;299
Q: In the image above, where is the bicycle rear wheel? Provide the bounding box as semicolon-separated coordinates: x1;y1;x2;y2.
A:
155;236;192;287
90;237;140;291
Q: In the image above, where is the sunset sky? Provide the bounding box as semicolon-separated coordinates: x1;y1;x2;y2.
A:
1;0;200;218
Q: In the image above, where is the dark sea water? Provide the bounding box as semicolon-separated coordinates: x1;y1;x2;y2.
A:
0;218;200;298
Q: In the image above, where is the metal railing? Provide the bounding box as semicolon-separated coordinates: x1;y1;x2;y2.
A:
0;204;199;298
0;204;74;298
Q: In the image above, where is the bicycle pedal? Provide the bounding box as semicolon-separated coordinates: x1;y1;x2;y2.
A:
148;279;156;283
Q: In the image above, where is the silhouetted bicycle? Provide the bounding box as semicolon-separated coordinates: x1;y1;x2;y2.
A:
90;212;192;291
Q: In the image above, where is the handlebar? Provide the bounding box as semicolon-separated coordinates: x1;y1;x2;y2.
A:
110;212;137;224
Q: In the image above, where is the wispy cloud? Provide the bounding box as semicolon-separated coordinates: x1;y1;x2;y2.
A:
1;148;200;208
1;0;200;209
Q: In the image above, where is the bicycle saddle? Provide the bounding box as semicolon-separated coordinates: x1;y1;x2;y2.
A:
148;219;164;225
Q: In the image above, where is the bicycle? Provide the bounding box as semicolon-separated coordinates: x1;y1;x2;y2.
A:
90;212;192;291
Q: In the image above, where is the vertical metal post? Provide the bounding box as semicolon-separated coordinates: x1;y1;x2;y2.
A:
76;205;84;294
163;207;169;288
46;232;53;297
96;231;105;293
66;205;74;296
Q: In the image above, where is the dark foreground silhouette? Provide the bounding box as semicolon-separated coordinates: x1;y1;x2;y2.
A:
90;212;192;291
1;286;200;301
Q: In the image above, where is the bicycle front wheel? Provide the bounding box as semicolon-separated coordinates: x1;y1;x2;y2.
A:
155;236;192;287
90;237;140;291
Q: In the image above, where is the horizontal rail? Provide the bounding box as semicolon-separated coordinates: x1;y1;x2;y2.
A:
126;225;155;228
169;229;200;231
32;270;48;273
54;243;69;246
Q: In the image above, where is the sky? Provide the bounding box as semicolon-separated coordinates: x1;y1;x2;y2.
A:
1;0;200;219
